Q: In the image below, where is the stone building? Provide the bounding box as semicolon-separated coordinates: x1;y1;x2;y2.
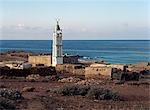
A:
85;65;112;79
63;55;80;64
84;63;128;79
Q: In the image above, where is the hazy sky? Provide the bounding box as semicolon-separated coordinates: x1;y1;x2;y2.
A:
0;0;150;40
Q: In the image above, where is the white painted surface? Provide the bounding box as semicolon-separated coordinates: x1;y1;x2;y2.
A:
52;21;63;66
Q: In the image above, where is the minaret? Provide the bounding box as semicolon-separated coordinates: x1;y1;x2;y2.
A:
52;20;63;66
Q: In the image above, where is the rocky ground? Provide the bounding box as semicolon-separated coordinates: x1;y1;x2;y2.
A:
0;51;149;109
0;75;149;110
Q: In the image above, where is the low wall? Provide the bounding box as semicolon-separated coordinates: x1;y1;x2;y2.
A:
0;66;56;77
28;55;51;67
85;67;112;79
56;64;85;75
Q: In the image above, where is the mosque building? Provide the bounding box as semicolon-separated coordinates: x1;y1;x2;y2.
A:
28;21;80;67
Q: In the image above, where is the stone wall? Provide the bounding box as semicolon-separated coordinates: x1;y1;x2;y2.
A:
28;55;52;67
85;67;112;79
56;64;85;75
0;66;56;77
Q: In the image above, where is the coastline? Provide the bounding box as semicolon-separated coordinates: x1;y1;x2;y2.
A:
1;40;149;64
0;50;149;65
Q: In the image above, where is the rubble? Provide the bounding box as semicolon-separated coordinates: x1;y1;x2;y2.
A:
45;75;59;81
26;74;40;82
75;79;103;86
58;77;81;83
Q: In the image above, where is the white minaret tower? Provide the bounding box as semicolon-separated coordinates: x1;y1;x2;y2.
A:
52;20;63;66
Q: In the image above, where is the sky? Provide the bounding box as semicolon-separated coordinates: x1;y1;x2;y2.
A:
0;0;150;40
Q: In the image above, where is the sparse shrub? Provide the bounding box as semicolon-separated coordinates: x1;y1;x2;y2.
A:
0;97;16;110
57;85;90;96
0;88;22;100
78;86;90;96
55;84;121;100
87;87;120;100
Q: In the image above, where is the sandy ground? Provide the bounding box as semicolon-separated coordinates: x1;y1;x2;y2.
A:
0;77;149;110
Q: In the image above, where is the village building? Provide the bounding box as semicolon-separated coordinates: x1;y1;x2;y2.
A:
85;63;128;79
63;55;80;64
85;64;112;79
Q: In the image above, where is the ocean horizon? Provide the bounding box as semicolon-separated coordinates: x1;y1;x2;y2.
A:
0;40;150;64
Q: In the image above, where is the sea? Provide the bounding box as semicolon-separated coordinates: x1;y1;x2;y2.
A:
0;40;150;64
